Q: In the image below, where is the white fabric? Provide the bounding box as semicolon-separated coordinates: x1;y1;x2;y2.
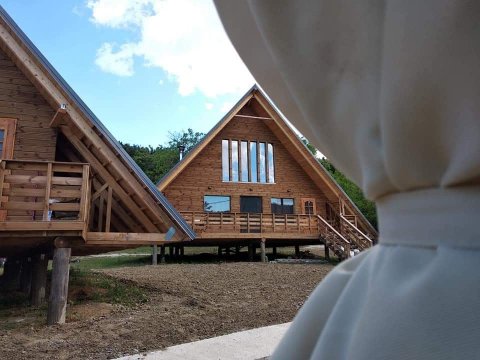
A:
213;1;480;359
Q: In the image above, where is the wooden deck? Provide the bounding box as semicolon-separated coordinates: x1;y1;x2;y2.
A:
180;211;373;259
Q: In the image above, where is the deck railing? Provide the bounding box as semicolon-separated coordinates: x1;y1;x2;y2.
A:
0;160;90;231
180;212;321;235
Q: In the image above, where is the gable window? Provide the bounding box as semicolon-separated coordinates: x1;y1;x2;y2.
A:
222;139;274;183
204;195;231;213
0;118;16;159
271;198;294;214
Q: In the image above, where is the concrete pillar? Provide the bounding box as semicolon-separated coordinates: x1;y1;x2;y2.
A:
152;245;158;265
30;253;49;306
260;239;267;263
47;247;71;325
160;245;166;263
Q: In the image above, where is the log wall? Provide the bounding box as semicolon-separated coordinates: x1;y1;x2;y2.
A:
0;48;57;161
164;110;330;217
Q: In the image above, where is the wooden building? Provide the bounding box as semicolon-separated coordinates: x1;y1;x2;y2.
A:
158;86;377;260
0;7;194;323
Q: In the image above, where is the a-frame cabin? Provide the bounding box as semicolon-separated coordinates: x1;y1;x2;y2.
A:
0;7;193;323
158;86;377;260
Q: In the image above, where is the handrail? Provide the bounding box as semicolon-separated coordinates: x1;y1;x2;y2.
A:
340;215;373;247
316;214;350;245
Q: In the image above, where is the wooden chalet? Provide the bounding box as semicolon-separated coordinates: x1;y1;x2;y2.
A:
158;86;377;260
0;7;194;323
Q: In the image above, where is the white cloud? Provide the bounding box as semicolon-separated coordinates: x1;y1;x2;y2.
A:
205;103;214;110
88;0;254;97
95;43;136;76
220;101;235;114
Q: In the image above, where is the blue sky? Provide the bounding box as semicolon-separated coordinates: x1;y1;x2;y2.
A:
1;0;254;146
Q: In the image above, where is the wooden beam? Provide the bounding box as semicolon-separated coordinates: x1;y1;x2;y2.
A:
30;253;48;306
91;182;108;202
63;127;158;232
105;186;112;232
86;232;167;245
49;107;67;128
42;162;52;221
0;221;85;231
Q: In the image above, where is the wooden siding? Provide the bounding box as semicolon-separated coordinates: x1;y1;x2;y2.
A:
164;105;331;218
0;48;57;161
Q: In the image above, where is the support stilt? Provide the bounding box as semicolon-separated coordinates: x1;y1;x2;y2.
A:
152;245;158;265
47;247;71;325
1;257;22;290
218;246;222;257
248;243;254;261
235;246;240;257
260;239;267;263
160;245;166;263
272;246;277;258
324;243;330;261
20;257;32;295
169;245;174;258
31;253;49;306
295;245;300;257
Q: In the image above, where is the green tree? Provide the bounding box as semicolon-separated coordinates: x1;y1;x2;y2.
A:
168;128;205;153
319;157;377;228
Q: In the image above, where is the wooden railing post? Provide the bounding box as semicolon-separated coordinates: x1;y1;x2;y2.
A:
42;162;53;221
273;214;276;232
247;213;250;233
79;164;90;222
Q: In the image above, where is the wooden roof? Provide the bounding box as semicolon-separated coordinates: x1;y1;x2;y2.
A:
0;6;195;241
158;85;377;236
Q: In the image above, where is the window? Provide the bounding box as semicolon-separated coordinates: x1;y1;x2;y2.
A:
222;140;229;181
302;198;316;215
271;198;294;214
222;139;274;183
0;118;16;159
204;195;230;213
240;196;262;213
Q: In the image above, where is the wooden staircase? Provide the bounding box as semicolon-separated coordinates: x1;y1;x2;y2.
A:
316;214;373;260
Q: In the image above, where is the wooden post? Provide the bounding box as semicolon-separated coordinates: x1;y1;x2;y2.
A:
47;247;71;325
260;239;267;263
248;243;254;261
324;243;330;261
174;245;179;258
169;245;174;258
152;245;158;265
295;245;300;257
20;257;32;295
272;246;277;258
30;253;49;306
180;246;185;260
226;247;231;257
160;245;166;263
235;245;240;256
218;246;222;257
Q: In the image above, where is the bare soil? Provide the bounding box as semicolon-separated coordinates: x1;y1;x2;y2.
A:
0;262;333;360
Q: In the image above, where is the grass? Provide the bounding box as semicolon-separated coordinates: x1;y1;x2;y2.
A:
68;268;148;307
71;255;151;271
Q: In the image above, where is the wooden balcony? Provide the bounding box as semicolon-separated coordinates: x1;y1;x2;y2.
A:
0;160;90;238
180;211;323;239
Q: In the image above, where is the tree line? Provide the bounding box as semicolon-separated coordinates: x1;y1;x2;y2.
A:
121;129;377;228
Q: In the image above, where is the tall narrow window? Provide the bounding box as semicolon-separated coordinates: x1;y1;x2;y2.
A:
241;141;248;182
231;140;239;182
250;142;258;183
267;143;274;183
222;139;229;181
259;142;266;183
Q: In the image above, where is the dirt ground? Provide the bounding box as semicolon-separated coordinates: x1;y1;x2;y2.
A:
0;262;333;360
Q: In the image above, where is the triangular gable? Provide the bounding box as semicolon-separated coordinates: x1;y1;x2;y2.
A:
0;6;194;240
158;85;376;236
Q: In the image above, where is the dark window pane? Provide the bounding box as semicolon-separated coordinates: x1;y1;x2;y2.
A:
250;142;257;182
271;198;294;214
204;195;230;212
240;196;262;213
283;198;294;214
0;130;4;141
